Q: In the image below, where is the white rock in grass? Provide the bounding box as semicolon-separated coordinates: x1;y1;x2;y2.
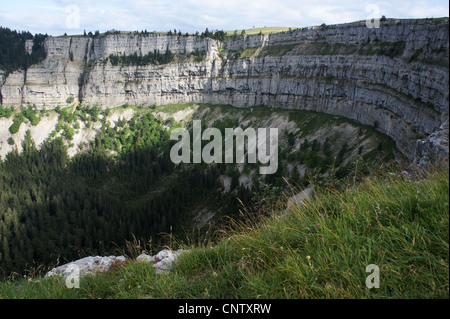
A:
154;249;186;274
44;249;186;279
44;255;126;278
136;253;156;263
286;187;314;211
137;249;186;274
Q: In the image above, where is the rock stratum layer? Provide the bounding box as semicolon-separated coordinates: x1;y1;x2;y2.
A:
1;19;449;161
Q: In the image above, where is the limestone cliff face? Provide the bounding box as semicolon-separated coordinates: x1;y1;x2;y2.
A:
0;19;448;160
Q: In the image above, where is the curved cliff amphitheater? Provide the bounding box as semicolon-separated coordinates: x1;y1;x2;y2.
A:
0;19;448;162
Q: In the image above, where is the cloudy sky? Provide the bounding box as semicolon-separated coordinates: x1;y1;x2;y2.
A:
0;0;448;36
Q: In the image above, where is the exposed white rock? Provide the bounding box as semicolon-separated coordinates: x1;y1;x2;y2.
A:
193;208;216;228
44;249;187;279
414;119;449;166
220;175;232;192
45;255;126;278
0;112;59;159
136;253;156;263
137;249;186;275
286;187;314;211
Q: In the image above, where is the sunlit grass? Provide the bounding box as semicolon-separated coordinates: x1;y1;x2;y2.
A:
224;27;295;36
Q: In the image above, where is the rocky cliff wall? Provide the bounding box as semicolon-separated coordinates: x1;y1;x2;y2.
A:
0;19;448;160
224;19;449;50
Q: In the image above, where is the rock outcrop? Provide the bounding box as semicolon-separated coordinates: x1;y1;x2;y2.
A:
44;249;186;278
45;255;127;278
286;187;314;211
414;119;449;166
0;19;448;161
137;249;186;274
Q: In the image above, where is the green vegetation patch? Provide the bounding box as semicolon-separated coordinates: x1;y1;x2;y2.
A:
8;105;41;134
296;42;359;55
258;44;297;57
109;49;174;67
0;105;14;118
358;41;406;58
226;47;259;60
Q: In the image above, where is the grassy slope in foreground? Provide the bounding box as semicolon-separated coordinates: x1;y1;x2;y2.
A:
0;163;448;299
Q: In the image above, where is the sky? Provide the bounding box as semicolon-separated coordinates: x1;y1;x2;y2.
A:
0;0;449;36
